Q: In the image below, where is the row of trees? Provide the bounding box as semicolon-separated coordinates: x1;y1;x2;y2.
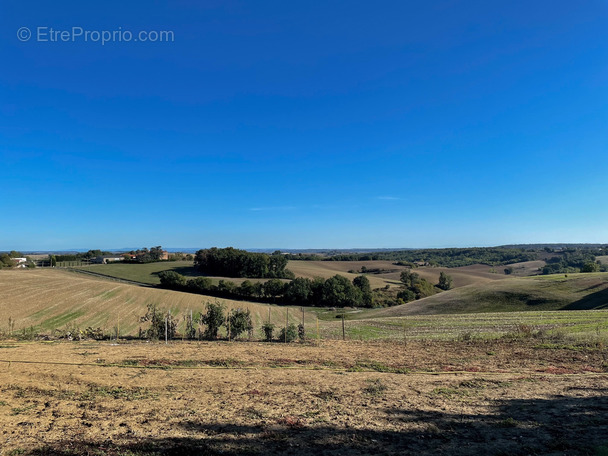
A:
139;302;300;342
194;247;293;278
158;271;375;308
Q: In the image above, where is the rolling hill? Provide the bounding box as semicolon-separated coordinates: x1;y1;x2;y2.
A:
0;269;311;337
368;273;608;317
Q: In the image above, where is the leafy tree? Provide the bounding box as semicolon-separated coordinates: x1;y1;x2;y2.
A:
504;267;514;275
284;278;312;305
228;308;253;339
217;279;237;296
399;269;436;299
309;277;326;306
187;277;213;293
322;275;363;307
437;272;453;290
201;302;225;340
582;262;600;273
400;270;420;289
412;278;436;299
0;254;16;268
149;246;165;261
397;289;416;302
263;279;286;302
238;280;256;298
353;275;373;307
158;271;187;289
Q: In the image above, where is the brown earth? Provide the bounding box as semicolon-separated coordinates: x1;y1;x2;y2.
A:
1;340;607;455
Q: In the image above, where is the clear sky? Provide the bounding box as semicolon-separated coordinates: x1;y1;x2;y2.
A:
1;1;607;250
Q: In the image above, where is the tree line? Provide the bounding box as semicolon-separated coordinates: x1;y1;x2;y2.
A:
285;247;538;267
542;250;607;275
159;268;454;308
194;247;293;279
158;271;374;307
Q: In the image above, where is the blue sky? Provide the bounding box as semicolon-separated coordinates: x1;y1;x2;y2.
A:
1;1;607;250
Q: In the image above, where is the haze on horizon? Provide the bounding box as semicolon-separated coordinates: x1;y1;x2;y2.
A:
2;1;607;251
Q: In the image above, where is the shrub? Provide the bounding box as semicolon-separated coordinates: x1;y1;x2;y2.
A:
140;304;177;340
228;308;253;340
298;323;305;341
278;323;298;343
261;322;275;342
158;271;187;289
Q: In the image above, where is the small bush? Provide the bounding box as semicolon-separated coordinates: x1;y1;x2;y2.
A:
298;323;305;341
261;322;275;342
278;323;298;343
200;301;225;340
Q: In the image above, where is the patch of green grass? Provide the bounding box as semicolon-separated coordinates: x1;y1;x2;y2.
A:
11;404;36;415
40;311;85;330
74;261;197;285
97;289;120;300
0;400;8;406
7;449;26;456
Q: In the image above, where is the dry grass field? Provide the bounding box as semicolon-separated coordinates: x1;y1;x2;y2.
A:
0;270;310;337
286;260;525;290
0;340;607;455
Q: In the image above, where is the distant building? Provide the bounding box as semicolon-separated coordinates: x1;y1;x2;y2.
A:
92;256;123;264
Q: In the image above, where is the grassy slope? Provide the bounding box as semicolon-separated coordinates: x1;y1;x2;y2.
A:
74;259;545;291
74;261;272;286
369;273;608;318
0;269;311;336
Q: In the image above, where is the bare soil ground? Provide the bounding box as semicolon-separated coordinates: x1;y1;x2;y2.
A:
1;340;607;455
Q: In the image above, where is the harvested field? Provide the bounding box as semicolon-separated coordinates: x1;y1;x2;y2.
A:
0;340;607;455
0;270;309;337
287;260;543;290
